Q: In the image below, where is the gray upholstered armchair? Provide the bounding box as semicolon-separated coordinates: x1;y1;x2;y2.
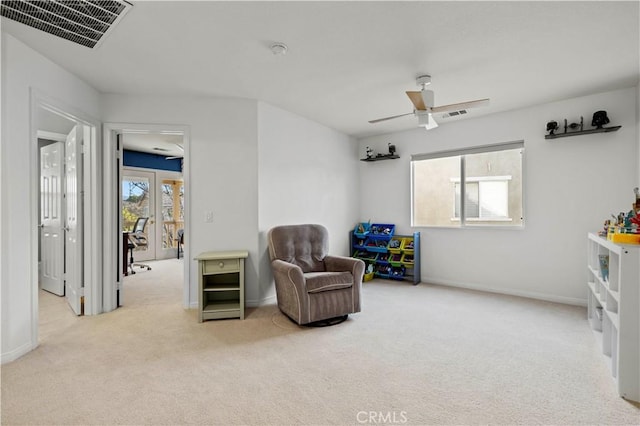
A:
267;224;365;325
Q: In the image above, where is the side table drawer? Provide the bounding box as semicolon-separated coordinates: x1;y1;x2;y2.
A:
203;258;239;274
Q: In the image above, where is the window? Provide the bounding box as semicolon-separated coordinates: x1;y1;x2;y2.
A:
453;177;511;221
411;141;524;227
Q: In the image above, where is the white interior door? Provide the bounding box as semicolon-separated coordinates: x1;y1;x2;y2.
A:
40;142;65;296
65;126;83;315
122;169;156;261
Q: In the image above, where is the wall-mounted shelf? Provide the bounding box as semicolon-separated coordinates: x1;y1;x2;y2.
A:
545;126;621;140
360;154;399;162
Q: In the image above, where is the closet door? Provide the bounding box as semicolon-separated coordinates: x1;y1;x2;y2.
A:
40;141;65;296
65;125;83;315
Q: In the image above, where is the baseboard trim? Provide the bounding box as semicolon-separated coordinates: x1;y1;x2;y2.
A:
424;276;587;307
1;341;35;365
246;295;276;307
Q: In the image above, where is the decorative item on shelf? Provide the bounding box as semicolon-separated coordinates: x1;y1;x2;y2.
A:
564;116;584;133
598;254;609;281
595;305;603;321
360;145;400;162
592;110;610;129
544;110;621;139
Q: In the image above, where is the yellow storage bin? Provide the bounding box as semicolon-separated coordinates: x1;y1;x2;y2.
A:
609;233;640;244
401;237;415;254
387;237;404;254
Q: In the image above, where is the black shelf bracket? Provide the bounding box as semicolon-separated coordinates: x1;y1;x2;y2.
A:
545;125;621;140
360;154;400;162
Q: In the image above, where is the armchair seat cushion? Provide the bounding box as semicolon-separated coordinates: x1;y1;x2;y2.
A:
304;271;353;294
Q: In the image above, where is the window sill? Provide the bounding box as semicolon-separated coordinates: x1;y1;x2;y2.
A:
450;218;513;222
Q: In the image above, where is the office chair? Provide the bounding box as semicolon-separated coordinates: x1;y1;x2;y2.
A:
176;228;184;259
128;217;152;274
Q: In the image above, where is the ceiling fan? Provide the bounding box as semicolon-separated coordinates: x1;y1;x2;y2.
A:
369;75;489;130
165;143;184;160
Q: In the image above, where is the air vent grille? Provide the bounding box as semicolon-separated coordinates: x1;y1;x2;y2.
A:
442;110;468;118
1;0;131;48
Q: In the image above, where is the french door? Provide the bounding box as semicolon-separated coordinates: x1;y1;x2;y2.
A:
122;170;156;262
159;176;184;259
122;169;184;261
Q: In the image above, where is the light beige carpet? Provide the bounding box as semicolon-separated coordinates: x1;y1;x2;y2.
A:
2;258;639;425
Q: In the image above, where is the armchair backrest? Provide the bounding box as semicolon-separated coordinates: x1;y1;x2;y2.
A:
267;224;328;273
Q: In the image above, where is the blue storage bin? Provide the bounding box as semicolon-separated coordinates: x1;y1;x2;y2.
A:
364;238;389;253
376;252;390;264
389;265;406;280
353;237;367;250
368;223;395;239
354;222;371;239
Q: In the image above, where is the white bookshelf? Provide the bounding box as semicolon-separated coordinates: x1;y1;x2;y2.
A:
586;233;639;402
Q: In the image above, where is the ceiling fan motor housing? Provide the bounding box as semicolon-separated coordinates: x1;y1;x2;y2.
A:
416;75;432;87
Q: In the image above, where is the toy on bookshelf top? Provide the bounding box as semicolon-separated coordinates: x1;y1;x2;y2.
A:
599;188;640;244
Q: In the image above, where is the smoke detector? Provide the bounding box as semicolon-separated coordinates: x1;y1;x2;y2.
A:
270;42;288;56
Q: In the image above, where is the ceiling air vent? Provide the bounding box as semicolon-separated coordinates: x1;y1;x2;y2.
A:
1;0;132;49
442;110;468;119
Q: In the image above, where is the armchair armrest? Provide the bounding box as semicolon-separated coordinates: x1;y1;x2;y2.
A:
271;259;309;321
324;255;365;282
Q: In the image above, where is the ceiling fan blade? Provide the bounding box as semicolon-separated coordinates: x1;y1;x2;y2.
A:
368;112;414;124
430;98;490;113
406;91;426;110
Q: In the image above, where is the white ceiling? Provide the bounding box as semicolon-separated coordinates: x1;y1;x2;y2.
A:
3;1;639;139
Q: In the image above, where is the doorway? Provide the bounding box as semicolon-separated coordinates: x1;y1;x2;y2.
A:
103;123;190;312
32;92;101;347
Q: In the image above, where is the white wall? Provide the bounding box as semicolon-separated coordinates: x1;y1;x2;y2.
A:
1;34;102;362
358;87;639;304
101;94;260;308
257;102;360;304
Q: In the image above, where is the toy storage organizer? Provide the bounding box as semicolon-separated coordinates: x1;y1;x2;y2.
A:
350;223;421;285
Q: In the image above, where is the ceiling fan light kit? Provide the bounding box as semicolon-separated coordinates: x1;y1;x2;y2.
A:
417;111;438;130
369;74;489;130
